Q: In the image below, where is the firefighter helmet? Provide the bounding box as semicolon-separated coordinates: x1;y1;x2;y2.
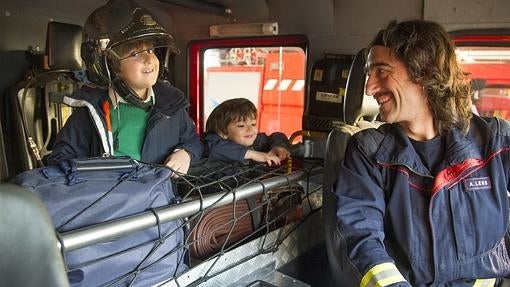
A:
81;0;179;108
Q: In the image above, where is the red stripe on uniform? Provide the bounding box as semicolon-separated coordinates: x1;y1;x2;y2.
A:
431;158;482;195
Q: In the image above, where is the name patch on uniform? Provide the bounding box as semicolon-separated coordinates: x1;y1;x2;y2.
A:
463;177;491;191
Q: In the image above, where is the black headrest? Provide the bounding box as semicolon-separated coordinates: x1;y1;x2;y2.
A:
0;184;69;287
46;21;83;70
343;49;379;124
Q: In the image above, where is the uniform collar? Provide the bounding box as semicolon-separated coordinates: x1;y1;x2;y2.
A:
108;87;155;109
374;124;480;176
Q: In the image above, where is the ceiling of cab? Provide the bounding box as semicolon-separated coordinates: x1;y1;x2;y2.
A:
156;0;270;22
2;0;270;23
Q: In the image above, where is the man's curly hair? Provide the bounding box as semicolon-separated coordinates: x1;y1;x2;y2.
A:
368;20;472;134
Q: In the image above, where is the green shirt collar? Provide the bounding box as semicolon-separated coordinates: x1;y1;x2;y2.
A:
108;87;155;109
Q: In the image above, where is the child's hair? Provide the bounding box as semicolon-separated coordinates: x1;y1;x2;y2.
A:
206;98;257;136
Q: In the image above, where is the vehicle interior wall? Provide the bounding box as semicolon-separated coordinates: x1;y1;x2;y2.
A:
267;0;423;65
167;0;510;99
424;0;510;31
2;0;510;102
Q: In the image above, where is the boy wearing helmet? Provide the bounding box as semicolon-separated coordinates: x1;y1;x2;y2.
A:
48;0;202;176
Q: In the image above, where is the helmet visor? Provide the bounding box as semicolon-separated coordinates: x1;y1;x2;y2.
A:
108;34;179;60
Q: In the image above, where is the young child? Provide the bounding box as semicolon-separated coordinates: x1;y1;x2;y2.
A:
48;0;202;176
203;98;290;166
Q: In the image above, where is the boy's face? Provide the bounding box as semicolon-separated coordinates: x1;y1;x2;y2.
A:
118;42;159;98
224;116;258;147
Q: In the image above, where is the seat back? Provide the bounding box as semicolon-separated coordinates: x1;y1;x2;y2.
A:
46;22;83;70
0;184;69;287
0;119;8;181
6;22;82;175
343;49;379;124
323;48;382;285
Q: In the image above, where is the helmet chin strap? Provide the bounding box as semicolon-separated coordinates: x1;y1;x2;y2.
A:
111;75;153;110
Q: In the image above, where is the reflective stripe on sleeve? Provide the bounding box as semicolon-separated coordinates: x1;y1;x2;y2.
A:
63;96;112;156
473;278;496;287
360;262;407;287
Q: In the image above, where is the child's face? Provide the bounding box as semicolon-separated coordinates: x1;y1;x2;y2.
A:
118;42;159;98
224;117;258;147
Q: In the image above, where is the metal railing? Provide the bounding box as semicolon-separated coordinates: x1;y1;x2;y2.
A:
58;165;322;252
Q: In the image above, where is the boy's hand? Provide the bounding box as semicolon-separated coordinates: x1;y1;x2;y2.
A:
245;150;281;166
165;149;191;178
268;146;290;160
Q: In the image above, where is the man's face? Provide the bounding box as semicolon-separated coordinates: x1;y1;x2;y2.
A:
118;42;159;97
365;45;429;125
223;117;258;147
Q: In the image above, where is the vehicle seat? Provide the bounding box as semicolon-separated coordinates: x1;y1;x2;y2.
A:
323;48;382;286
6;21;82;175
0;184;69;287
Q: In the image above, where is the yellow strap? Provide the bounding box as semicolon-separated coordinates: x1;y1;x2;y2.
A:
360;262;407;287
473;278;496;287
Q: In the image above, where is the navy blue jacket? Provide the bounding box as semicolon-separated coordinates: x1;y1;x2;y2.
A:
48;81;202;165
203;132;289;164
335;115;510;286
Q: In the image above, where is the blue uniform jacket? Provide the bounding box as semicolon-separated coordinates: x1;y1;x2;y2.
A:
48;81;203;165
335;115;510;286
203;132;289;164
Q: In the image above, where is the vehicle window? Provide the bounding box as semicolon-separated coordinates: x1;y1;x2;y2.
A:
455;36;510;120
203;46;305;137
188;36;308;138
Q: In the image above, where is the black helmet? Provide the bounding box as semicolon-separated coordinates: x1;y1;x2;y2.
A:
81;0;179;109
